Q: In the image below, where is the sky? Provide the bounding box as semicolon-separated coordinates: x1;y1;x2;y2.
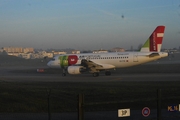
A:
0;0;180;50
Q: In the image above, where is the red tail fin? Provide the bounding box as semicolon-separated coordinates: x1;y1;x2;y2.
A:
140;26;165;52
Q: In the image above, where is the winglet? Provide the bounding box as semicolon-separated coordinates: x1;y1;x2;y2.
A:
140;26;165;52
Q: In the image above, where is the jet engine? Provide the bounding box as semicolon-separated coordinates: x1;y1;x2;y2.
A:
67;66;84;74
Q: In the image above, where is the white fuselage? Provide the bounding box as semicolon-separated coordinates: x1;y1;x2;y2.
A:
47;52;168;69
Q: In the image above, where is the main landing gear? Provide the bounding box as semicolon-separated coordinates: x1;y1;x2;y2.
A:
92;71;111;77
62;73;66;76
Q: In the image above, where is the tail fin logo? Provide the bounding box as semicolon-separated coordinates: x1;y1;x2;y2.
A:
152;32;157;51
141;26;165;52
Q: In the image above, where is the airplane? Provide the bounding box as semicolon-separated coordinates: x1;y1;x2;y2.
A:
47;26;168;77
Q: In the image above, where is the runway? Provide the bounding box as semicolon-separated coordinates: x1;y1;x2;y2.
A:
0;66;180;82
1;62;180;120
1;68;180;120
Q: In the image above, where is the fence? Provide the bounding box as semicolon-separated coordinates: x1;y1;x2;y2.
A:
77;89;180;120
1;85;180;120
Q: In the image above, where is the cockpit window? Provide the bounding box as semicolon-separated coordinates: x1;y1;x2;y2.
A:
51;58;55;61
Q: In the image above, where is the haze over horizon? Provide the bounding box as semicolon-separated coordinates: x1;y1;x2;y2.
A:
0;0;180;50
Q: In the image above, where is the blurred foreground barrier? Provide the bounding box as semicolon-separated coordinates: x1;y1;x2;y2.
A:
78;93;84;120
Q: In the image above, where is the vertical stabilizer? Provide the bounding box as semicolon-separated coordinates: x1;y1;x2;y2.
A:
140;26;165;52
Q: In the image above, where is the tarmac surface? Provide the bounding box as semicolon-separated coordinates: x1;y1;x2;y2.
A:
0;53;180;119
0;65;180;120
0;62;180;83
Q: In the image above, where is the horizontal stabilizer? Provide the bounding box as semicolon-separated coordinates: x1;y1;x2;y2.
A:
148;53;160;57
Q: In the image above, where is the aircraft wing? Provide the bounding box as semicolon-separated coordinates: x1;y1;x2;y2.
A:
81;59;103;69
81;59;115;72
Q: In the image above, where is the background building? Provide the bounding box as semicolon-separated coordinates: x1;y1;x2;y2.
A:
3;47;23;53
3;47;34;53
72;50;80;54
23;48;34;53
93;49;108;53
111;47;125;52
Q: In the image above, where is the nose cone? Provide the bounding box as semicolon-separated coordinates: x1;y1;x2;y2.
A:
47;59;60;68
47;61;52;67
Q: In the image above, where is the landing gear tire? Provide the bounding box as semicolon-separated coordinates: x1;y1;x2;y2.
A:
62;73;66;76
105;71;111;76
93;72;99;77
62;68;67;77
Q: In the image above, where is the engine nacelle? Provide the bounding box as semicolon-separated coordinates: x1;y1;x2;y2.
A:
67;66;84;75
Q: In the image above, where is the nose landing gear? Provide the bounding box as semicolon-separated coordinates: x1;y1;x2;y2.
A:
92;72;99;77
62;68;67;77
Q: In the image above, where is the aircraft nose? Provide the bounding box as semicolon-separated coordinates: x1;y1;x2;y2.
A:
47;61;52;67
